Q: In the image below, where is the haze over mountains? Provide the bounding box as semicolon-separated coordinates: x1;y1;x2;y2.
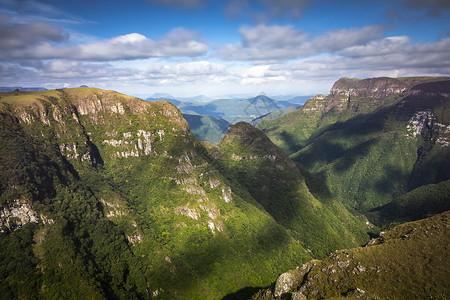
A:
0;76;449;299
146;94;306;144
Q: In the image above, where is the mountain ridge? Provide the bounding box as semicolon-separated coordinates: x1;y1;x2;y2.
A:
0;87;368;299
258;76;450;215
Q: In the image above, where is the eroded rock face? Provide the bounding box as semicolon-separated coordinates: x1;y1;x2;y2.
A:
299;94;326;114
326;77;410;113
406;110;450;147
330;77;409;99
273;262;315;298
274;271;299;298
175;205;200;220
0;199;39;232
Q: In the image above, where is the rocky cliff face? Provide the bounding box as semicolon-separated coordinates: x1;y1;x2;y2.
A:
326;77;412;113
258;77;450;213
0;88;368;299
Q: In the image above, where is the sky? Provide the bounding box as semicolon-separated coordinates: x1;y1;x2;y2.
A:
0;0;449;99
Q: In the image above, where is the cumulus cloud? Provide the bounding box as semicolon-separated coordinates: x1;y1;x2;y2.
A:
0;14;68;49
0;16;208;61
283;36;450;80
63;29;208;60
218;24;384;62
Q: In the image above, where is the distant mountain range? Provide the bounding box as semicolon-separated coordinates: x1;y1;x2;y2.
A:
0;87;367;299
147;94;305;144
0;87;47;92
1;78;448;299
147;93;312;104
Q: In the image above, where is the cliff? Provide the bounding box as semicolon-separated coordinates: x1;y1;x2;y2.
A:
258;77;450;215
0;88;368;299
258;76;449;154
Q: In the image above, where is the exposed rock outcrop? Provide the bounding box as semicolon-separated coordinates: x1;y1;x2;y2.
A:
258;211;450;300
0;199;39;232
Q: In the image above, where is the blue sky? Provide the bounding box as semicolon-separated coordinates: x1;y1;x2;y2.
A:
0;0;449;98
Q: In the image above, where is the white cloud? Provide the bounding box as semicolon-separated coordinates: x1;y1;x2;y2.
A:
339;36;411;57
218;24;384;62
0;16;208;61
0;14;68;49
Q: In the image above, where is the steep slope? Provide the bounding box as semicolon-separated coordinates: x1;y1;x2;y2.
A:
0;88;369;299
254;210;450;300
209;122;368;258
258;77;448;154
367;180;450;227
182;113;230;144
0;88;313;299
258;77;450;213
251;105;302;126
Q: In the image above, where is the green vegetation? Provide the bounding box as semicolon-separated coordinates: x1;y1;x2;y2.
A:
214;122;368;258
0;88;368;299
251;105;301;126
182;113;230;144
367;180;450;228
253;210;450;299
258;77;450;220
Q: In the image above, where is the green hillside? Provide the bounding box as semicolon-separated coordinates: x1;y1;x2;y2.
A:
367;180;450;228
253;210;450;299
182;113;230;144
251;105;302;126
258;77;450;214
0;88;368;299
213;122;369;258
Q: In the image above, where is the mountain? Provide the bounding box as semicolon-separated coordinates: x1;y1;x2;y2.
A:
271;95;312;104
180;95;215;102
182;113;230;144
0;87;47;92
147;94;214;103
146;96;182;106
252;105;302;126
258;77;450;216
254;210;450;299
149;92;174;99
149;95;301;144
367;180;450;227
211;122;369;258
0;87;368;299
176;95;296;124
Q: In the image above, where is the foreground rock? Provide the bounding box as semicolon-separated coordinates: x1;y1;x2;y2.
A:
254;210;450;299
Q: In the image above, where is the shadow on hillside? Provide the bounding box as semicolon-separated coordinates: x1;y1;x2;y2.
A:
279;130;303;155
144;213;303;299
182;103;225;119
221;286;265;300
134;139;309;299
285;84;450;211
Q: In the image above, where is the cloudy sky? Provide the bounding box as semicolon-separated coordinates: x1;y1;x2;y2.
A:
0;0;449;98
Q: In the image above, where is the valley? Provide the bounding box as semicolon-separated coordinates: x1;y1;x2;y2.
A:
0;76;449;299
